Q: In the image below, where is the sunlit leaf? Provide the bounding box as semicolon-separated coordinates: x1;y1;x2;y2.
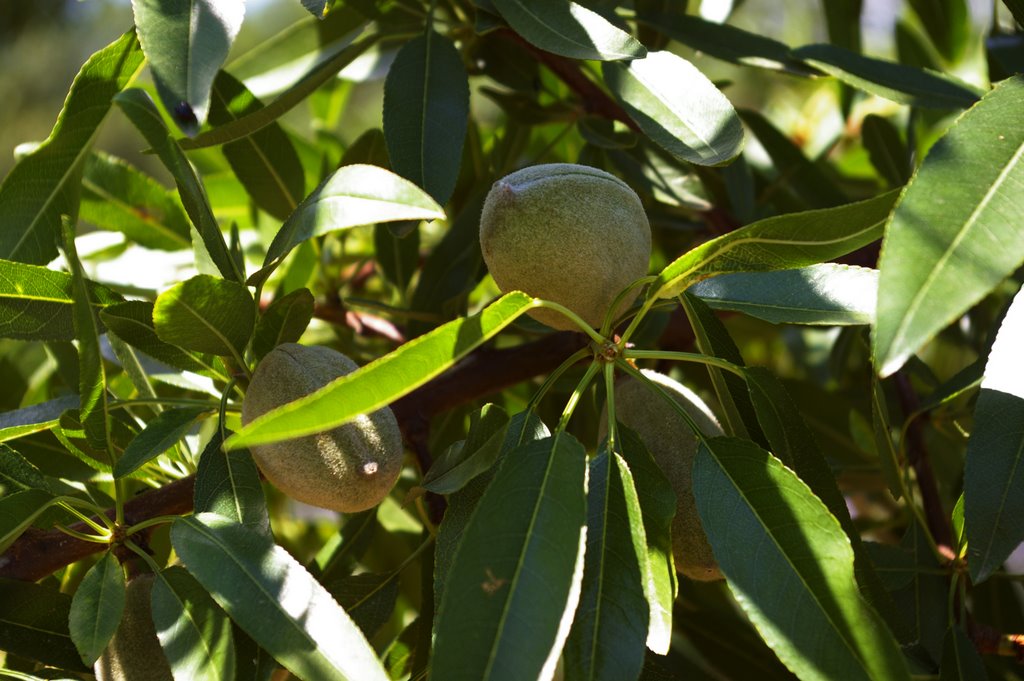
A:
69;552;126;666
114;406;209;478
491;0;646;61
153;275;255;358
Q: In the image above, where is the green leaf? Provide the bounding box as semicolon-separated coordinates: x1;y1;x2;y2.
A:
68;552;126;666
694;438;910;681
151;565;236;681
908;0;969;63
153;274;255;357
0;29;144;265
431;434;588;681
208;71;305;220
194;430;270;537
861;114;910;188
132;0;245;135
114;88;242;283
227;291;534;449
602;51;744;166
422;403;510;495
0;578;89;672
1004;0;1024;28
263;164;445;267
0;489;56;554
689;264;877;326
181;34;378;150
653;190;897;299
171;513;388;681
491;0;646;61
252;288;315;361
81;152;192;250
301;0;331;18
563;448;648;681
63;220;108;452
324;572;400;640
374;224;420;294
114;406;209;478
0;396;80;443
792;44;980;109
965;286;1024;583
870;379;904;501
383;30;469;205
873;76;1024;376
938;625;987;680
0;259;123;342
0;444;50;493
100;300;212;374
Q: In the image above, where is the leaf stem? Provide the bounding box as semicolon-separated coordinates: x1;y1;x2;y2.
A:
623;349;747;377
533;300;607;345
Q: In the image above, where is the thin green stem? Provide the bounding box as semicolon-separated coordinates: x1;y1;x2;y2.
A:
532;300;608;345
618;292;659;347
602;362;618;452
110;397;224;410
124;515;183;536
124;539;163;574
54;524;110;544
56;499;113;535
524;348;593;417
623;349;747;378
555;360;602;434
614;358;709;442
600;275;657;338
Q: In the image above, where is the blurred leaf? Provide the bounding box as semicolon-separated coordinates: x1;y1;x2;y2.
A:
870;379;904;500
208;71;305;220
431;434;588;681
564;448;648;681
0;30;144;265
0;578;89;672
301;0;331;18
153;275;255;357
491;0;645;61
792;44;980;109
374;224;420;294
0;444;50;493
181;35;379;150
938;625;987;680
0;260;122;342
874;76;1024;376
861;114;910;188
0;489;55;554
171;513;388;681
690;264;878;326
113;406;209;478
100;300;212;375
908;0;969;63
823;0;862;52
80;152;192;250
114;89;242;283
1003;0;1024;27
253;288;315;361
228;291;534;449
965;286;1024;583
655;191;897;299
151;565;236;681
194;429;271;537
422;403;510;495
603;51;744;166
262;164;445;268
694;438;910;680
69;552;126;666
131;0;245;135
383;29;469;205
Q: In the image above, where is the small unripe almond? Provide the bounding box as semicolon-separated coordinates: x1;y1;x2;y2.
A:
601;369;725;581
94;573;172;681
479;163;651;331
241;343;404;513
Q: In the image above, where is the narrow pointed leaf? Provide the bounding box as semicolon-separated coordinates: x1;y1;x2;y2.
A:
694;438;910;681
603;51;744;166
69;552;126;666
383;30;469;205
300;0;331;19
153;275;255;357
0;444;49;493
0;260;122;342
874;76;1024;376
792;44;980;109
227;291;534;449
0;578;89;672
194;430;271;537
654;190;897;299
432;434;588;681
100;300;211;374
114;89;242;282
0;30;144;265
252;288;315;361
208;71;305;220
861;114;910;187
690;264;877;325
263;164;444;267
114;406;209;478
421;403;510;495
132;0;245;135
965;286;1024;583
151;565;236;681
171;513;388;681
0;489;56;554
939;625;987;680
81;152;192;250
908;0;970;63
492;0;645;61
564;448;648;681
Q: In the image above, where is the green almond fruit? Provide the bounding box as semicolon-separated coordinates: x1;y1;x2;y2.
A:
95;573;172;681
241;343;404;513
602;369;725;581
479;163;651;331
